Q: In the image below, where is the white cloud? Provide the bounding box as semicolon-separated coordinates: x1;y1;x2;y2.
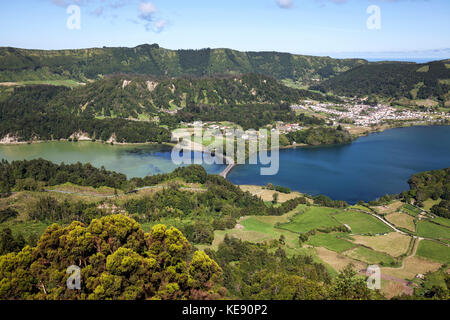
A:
154;20;167;33
139;2;157;22
49;0;169;33
276;0;293;9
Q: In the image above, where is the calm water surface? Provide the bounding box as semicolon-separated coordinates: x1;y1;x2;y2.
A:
0;142;225;178
1;126;449;204
228;126;450;204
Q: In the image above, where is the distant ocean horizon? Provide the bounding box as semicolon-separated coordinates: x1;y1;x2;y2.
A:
365;58;445;63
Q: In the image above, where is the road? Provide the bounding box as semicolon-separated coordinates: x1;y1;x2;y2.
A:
353;208;449;247
182;140;236;179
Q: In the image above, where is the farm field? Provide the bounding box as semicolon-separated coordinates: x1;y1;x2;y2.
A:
201;209;302;252
423;198;441;211
239;216;301;248
279;206;342;234
400;204;423;217
373;201;404;215
382;256;442;280
0;220;50;241
433;217;450;227
385;212;416;232
315;247;366;272
416;240;450;263
334;210;392;234
381;280;410;299
416;220;450;242
195;198;448;298
239;185;305;203
344;246;396;266
306;233;355;253
352;233;412;257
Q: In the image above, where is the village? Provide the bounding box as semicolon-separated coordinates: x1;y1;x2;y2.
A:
179;100;449;137
291;100;450;127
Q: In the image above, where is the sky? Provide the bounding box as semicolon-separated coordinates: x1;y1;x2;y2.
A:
0;0;449;59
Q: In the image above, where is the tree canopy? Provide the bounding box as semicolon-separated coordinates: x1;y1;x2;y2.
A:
0;215;225;300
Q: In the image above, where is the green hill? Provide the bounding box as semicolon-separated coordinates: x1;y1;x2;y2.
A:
311;60;450;104
53;73;338;118
0;73;336;141
0;44;366;83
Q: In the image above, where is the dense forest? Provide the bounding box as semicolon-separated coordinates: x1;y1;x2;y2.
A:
0;44;366;83
285;126;354;146
2;45;448;108
0;85;170;143
0;159;127;194
405;167;450;217
0;215;225;300
311;60;450;102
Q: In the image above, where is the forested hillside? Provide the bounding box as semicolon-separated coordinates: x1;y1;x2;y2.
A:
2;45;449;106
311;60;450;103
0;44;366;83
0;73;337;141
0;85;170;143
49;73;338;118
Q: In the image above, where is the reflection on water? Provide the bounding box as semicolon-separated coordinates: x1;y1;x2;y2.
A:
0;142;225;178
1;126;449;204
228;126;450;204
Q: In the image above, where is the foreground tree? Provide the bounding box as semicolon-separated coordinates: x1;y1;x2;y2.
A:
0;215;225;300
329;265;384;300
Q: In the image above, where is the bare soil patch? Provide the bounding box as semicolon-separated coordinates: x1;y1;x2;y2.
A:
373;201;404;215
239;185;304;203
385;213;416;232
382;256;441;280
315;247;366;272
352;233;411;257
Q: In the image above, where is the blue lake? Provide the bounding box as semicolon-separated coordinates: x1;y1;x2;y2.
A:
228;126;450;204
1;126;449;204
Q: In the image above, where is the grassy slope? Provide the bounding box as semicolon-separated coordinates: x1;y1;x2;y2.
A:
416;240;450;263
334;210;392;234
416;220;450;241
279;206;342;234
345;246;396;266
306;233;355;253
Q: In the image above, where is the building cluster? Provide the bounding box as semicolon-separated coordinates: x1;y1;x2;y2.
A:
183;121;233;131
274;122;303;133
291;101;449;127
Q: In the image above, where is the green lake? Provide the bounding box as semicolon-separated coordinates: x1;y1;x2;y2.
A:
0;141;225;178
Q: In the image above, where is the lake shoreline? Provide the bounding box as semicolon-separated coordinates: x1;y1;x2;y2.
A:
1;125;449;204
2;122;448;180
1;120;448;146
